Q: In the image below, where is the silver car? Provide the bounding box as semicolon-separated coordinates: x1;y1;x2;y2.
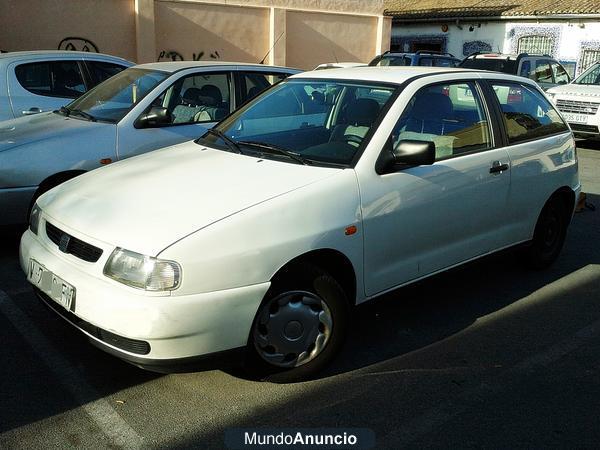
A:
0;61;299;225
0;51;133;122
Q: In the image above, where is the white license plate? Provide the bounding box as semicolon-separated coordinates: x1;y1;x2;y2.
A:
562;113;588;124
28;259;75;311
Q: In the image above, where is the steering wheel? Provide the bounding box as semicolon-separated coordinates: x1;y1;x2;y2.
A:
341;134;363;146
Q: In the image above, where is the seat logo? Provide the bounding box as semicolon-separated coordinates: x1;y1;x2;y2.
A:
59;234;71;253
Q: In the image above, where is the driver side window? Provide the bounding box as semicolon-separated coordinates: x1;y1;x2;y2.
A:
390;81;492;160
152;72;231;126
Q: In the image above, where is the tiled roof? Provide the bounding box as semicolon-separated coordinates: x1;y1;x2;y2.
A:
384;0;600;19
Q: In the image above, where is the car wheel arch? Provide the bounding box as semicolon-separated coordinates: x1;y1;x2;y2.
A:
29;170;87;217
269;248;358;306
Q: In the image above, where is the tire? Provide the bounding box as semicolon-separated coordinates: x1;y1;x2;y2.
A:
246;263;349;382
525;197;568;269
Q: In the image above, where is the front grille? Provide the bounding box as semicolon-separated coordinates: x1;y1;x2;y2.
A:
556;99;600;115
45;222;103;263
570;123;599;134
36;289;151;355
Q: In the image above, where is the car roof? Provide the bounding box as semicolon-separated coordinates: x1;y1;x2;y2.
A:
289;66;537;86
0;50;132;63
134;61;300;73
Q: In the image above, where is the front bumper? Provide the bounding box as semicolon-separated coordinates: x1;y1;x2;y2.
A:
20;229;270;367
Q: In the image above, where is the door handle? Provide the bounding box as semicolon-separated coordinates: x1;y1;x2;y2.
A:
22;107;42;115
489;161;509;174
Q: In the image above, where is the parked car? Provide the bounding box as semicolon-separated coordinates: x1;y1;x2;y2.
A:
460;52;571;91
0;51;133;122
0;61;299;225
21;66;579;380
314;62;366;70
546;61;600;139
369;50;460;67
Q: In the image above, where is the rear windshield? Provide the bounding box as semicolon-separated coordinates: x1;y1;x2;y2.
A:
460;58;517;73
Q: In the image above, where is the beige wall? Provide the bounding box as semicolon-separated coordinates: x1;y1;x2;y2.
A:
286;11;377;68
0;0;137;61
154;1;269;63
0;0;389;69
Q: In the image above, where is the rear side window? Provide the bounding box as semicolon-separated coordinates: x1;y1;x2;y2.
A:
490;82;568;144
240;72;288;103
461;58;517;73
552;63;570;84
87;61;128;86
391;81;491;160
15;61;85;98
532;60;553;83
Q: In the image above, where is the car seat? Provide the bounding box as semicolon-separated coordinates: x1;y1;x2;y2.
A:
329;98;380;146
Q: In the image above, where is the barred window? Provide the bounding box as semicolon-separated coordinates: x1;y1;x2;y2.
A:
580;49;600;73
517;35;553;55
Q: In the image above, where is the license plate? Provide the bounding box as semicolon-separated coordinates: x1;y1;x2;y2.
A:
28;259;75;311
562;112;588;124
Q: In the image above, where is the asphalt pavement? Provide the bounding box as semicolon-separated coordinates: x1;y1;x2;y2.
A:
0;140;599;449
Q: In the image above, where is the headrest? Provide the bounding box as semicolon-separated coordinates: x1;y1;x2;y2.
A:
198;84;222;106
182;88;203;106
411;93;453;119
346;98;380;127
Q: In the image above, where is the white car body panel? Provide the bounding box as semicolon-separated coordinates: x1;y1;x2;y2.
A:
548;82;600;139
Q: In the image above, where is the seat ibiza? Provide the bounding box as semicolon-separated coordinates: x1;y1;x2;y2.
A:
20;67;580;380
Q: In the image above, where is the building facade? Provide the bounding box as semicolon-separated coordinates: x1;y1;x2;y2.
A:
385;0;600;77
0;0;392;69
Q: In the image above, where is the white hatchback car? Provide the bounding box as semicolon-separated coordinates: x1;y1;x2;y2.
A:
547;61;600;139
21;67;579;380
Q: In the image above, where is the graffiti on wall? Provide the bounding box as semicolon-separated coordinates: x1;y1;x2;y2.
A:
462;40;492;56
157;50;221;62
58;37;99;52
507;25;561;57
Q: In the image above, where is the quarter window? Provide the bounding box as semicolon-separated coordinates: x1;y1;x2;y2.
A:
15;61;85;98
490;82;568;144
390;82;491;160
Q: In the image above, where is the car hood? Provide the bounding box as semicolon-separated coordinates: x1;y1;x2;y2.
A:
547;83;600;98
0;112;106;153
39;142;340;256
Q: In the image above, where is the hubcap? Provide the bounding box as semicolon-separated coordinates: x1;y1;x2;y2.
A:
253;290;332;368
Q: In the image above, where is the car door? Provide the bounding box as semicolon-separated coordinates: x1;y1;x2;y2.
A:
235;70;290;105
116;70;233;160
7;59;87;118
359;79;511;297
487;79;574;242
531;59;555;91
83;60;130;88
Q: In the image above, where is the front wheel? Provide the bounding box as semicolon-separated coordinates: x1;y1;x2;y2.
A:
524;197;568;269
247;265;349;382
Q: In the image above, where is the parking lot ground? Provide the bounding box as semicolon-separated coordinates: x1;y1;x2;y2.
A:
0;141;599;449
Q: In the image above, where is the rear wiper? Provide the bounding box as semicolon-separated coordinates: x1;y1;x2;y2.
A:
237;140;311;165
205;129;242;154
70;109;97;122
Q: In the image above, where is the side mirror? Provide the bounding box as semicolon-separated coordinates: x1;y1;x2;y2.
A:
135;106;172;128
376;139;436;174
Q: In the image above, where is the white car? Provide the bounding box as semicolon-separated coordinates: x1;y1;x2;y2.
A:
21;66;579;380
0;61;298;225
547;61;600;139
0;51;133;122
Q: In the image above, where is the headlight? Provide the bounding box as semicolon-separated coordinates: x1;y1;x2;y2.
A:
29;203;41;235
103;248;181;291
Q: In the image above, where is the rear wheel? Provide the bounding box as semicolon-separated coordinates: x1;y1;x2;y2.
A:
247;264;349;382
525;197;568;269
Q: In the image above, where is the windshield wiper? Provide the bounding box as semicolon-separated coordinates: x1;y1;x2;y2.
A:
236;140;311;165
69;109;97;122
205;129;242;154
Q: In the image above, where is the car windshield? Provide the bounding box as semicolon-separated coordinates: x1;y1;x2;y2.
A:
196;79;397;167
62;68;169;123
460;58;517;73
574;63;600;85
373;55;411;66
